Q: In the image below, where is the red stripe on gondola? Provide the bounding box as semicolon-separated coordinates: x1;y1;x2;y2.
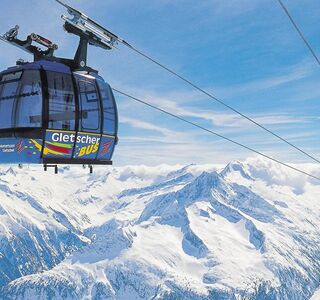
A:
46;143;70;154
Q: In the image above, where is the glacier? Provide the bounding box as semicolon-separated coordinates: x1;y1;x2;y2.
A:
0;158;320;299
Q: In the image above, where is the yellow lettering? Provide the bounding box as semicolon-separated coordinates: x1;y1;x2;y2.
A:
78;147;86;157
86;145;94;155
93;144;99;153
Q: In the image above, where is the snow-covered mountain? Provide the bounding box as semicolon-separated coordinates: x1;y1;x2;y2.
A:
0;158;320;299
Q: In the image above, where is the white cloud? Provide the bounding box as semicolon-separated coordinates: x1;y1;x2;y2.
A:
116;86;310;129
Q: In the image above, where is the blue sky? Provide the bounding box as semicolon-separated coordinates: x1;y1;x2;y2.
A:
0;0;319;165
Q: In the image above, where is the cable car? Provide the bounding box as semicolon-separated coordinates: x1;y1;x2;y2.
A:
0;1;120;173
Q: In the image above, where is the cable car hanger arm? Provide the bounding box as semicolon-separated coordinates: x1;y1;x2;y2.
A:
0;0;120;71
0;25;58;59
1;24;97;72
0;25;83;70
55;0;132;49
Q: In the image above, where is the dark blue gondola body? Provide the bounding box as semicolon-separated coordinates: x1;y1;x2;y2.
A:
0;60;118;165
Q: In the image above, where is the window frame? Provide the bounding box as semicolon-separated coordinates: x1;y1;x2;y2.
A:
76;77;102;133
13;70;43;129
96;79;118;136
0;69;46;138
0;70;24;130
46;71;77;131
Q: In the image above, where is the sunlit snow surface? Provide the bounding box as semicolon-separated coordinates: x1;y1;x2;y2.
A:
0;158;320;299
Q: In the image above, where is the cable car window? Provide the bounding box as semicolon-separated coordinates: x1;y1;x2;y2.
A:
15;70;42;128
78;80;100;132
47;72;75;130
0;75;20;129
97;80;116;135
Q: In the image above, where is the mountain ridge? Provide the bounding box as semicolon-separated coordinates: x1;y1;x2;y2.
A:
0;158;319;299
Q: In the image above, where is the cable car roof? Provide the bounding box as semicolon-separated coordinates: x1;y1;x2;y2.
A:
1;60;71;75
0;60;107;84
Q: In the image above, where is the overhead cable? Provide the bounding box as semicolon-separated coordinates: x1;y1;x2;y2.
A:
113;88;320;181
54;0;320;165
277;0;320;66
119;38;320;164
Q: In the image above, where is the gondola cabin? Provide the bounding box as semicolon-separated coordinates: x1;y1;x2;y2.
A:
0;60;118;167
0;3;121;172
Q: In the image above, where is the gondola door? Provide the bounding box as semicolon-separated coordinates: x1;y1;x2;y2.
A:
73;75;101;161
42;71;76;160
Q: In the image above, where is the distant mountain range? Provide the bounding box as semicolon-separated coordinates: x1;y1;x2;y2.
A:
0;158;320;299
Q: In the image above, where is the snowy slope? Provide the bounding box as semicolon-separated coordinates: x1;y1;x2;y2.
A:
0;158;320;299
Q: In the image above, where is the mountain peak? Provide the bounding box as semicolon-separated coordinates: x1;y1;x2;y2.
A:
220;160;252;179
